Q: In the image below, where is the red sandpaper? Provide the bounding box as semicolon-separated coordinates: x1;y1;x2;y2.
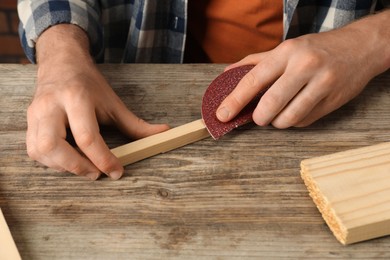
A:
202;65;264;139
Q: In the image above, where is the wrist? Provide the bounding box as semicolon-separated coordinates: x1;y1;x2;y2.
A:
350;9;390;75
36;24;95;82
379;9;390;71
36;24;93;66
370;9;390;72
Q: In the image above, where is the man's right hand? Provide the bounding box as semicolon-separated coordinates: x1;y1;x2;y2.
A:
26;24;169;180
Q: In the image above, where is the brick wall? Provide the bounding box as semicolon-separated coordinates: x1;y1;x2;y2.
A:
0;0;29;63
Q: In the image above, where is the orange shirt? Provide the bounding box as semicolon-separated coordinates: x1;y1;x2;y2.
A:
185;0;283;63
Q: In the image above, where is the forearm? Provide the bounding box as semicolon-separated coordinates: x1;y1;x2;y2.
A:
346;9;390;75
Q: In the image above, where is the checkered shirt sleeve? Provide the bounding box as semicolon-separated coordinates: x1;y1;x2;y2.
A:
284;0;389;39
17;0;104;63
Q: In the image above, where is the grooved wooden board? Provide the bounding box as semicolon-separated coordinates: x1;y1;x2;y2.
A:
301;142;390;244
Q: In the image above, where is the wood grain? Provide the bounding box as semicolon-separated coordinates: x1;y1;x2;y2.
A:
1;64;390;259
111;119;210;165
301;142;390;244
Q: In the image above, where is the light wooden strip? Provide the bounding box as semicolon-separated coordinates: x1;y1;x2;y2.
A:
302;142;390;175
0;209;21;260
301;142;390;245
111;119;210;166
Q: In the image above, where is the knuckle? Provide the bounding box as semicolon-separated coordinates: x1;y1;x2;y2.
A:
26;104;36;119
243;53;259;62
67;162;86;176
300;93;317;108
261;91;282;109
283;111;301;126
281;38;329;73
37;135;57;155
319;69;338;86
137;117;147;127
241;70;258;90
31;93;57;111
303;52;323;68
296;51;325;72
26;143;38;160
230;71;261;108
273;110;300;129
76;130;96;149
26;132;37;159
133;118;154;138
279;38;300;53
229;93;245;108
63;85;83;101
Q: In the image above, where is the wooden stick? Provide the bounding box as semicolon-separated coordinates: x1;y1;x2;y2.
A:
300;142;390;245
111;119;210;166
0;209;21;260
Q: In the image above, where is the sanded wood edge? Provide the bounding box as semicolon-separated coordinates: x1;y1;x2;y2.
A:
300;166;348;244
111;119;210;166
0;209;21;260
301;142;390;245
301;164;390;245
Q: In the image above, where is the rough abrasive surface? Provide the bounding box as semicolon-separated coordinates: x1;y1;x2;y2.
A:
202;65;264;139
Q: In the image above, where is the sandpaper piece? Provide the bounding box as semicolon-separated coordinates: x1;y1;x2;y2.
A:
202;65;265;139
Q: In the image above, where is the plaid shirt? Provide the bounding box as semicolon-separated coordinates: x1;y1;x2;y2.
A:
18;0;388;64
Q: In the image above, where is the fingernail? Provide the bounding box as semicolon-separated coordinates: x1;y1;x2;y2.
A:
109;171;122;180
86;172;99;181
216;106;230;121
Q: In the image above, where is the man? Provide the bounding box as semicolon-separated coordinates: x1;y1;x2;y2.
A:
18;0;390;180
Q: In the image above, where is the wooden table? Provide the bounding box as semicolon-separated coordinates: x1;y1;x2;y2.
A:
1;64;389;259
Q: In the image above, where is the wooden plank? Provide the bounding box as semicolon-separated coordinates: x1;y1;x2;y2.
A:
111;119;210;166
300;142;390;245
0;209;21;260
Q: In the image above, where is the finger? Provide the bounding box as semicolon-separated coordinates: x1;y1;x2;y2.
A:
294;103;328;127
26;106;40;161
35;115;101;180
27;125;64;173
67;104;124;180
217;54;286;122
269;80;329;129
294;95;344;128
111;102;170;139
224;52;270;72
27;104;101;180
45;139;102;180
251;69;313;126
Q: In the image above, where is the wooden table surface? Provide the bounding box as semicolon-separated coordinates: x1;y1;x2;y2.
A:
0;64;389;259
